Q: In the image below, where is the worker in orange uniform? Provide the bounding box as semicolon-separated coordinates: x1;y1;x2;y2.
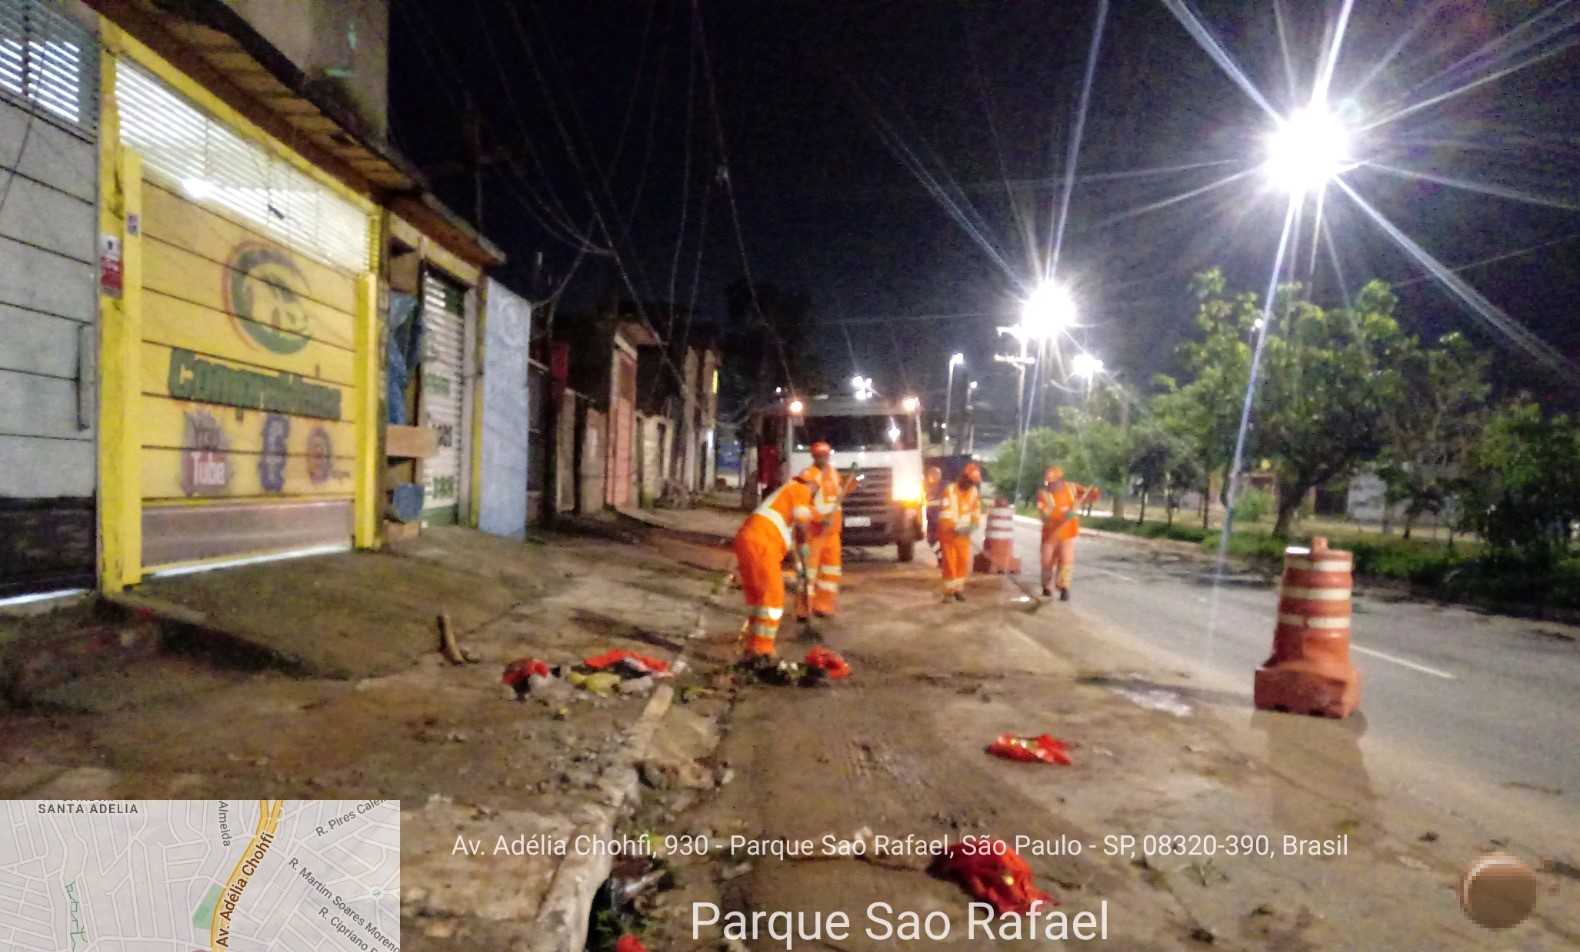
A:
797;442;852;619
937;463;983;601
1036;466;1100;601
734;474;817;660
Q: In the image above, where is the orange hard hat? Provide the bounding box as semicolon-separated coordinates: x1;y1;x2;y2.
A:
962;463;982;483
1046;466;1064;482
811;441;833;457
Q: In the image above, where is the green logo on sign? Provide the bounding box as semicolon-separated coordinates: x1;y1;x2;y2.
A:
227;244;313;355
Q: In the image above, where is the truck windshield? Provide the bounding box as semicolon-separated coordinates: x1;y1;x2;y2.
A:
795;415;918;452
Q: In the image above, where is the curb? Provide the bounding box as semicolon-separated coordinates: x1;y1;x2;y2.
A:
527;681;676;952
526;552;734;952
613;509;736;550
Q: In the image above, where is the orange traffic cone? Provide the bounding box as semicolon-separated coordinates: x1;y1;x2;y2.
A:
1254;537;1363;718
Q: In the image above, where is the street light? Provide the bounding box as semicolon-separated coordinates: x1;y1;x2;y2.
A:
1001;282;1078;435
851;374;874;401
944;353;964;451
1071;352;1103;379
1265;104;1350;197
1020;282;1077;341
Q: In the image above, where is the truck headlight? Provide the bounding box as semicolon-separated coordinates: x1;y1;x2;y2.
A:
893;480;924;504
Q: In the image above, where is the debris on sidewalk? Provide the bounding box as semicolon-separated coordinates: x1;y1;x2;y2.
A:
436;612;479;665
501;658;553;699
804;647;852;679
931;839;1055;914
569;670;624;697
987;733;1072;766
584;648;673;677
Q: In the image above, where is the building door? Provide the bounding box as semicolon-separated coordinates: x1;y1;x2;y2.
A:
0;0;99;597
419;270;466;525
478;278;529;538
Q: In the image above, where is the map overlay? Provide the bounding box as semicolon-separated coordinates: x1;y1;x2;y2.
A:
0;799;400;951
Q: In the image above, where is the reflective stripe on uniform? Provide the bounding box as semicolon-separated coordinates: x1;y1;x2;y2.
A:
816;581;839;592
759;506;792;547
820;566;842;577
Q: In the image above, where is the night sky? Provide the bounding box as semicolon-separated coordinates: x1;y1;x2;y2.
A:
388;0;1580;434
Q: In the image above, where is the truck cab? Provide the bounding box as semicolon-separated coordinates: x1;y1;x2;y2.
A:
761;395;926;562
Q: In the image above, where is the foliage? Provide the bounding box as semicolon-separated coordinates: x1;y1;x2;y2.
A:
1457;400;1580;560
1253;280;1410;537
1158;270;1256;520
994;403;1132;504
1232;488;1271;524
1375;332;1490;537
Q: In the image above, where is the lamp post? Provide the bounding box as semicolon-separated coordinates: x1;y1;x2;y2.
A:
944;353;964;452
965;380;978;454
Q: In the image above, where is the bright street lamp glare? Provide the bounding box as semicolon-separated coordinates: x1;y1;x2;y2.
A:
1265;106;1349;196
950;353;965;366
1072;353;1104;379
1021;283;1077;340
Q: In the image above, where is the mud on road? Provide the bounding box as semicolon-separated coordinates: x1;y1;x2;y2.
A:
616;556;1580;952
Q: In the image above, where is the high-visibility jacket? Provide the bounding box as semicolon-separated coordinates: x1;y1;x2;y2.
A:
743;479;816;550
1037;482;1093;542
799;464;843;534
940;482;982;532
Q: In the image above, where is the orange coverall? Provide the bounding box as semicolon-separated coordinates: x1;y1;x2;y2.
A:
1037;481;1097;592
798;464;845;618
937;481;982;596
733;479;815;656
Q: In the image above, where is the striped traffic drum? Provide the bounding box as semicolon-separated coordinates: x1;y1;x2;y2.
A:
1254;537;1363;718
972;501;1022;573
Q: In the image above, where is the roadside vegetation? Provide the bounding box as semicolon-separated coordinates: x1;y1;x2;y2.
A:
999;269;1580;614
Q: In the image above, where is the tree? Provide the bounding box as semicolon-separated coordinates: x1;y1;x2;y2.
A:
1163;270;1256;527
1376;332;1490;538
1254;281;1409;537
1459;399;1580;558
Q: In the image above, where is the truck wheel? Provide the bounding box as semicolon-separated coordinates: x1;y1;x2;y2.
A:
897;538;916;563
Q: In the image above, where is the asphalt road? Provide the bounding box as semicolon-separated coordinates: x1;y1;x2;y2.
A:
1009;518;1580;829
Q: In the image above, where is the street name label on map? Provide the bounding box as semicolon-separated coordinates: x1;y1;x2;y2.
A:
0;800;400;952
35;801;142;814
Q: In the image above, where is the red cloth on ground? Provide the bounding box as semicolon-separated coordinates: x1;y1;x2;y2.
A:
933;840;1055;915
501;658;551;687
614;936;649;952
582;649;671;674
987;733;1071;766
804;647;852;679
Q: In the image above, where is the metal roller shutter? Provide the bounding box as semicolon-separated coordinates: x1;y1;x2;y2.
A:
419;271;466;524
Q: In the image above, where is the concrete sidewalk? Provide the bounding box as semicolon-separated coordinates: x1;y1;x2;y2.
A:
0;526;743;951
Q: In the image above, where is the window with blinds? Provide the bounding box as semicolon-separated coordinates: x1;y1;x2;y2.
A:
116;61;370;274
0;0;97;135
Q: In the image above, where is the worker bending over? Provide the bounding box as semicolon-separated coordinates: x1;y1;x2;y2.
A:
797;442;852;619
937;463;983;601
1036;466;1099;600
734;474;816;660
